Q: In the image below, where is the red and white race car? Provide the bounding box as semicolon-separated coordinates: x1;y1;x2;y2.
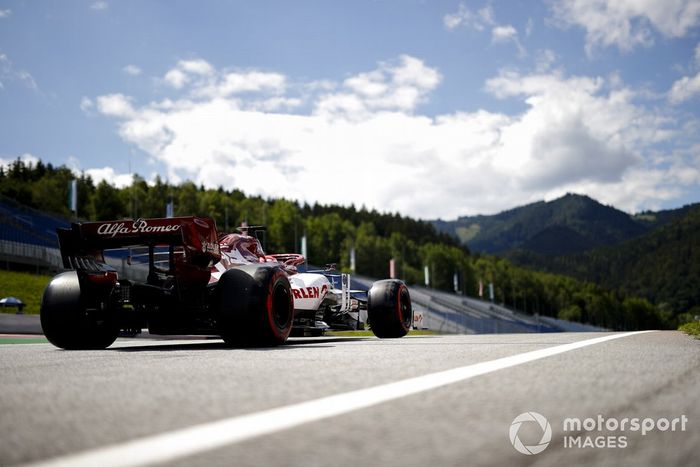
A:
41;216;412;349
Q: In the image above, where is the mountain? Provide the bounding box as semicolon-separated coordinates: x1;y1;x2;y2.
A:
435;194;700;313
509;204;700;313
433;193;690;256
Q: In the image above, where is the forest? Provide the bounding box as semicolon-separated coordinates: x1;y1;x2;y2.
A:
0;158;682;330
507;205;700;323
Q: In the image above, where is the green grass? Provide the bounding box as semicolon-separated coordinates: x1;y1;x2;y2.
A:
678;321;700;338
0;270;52;315
325;329;438;337
0;337;49;344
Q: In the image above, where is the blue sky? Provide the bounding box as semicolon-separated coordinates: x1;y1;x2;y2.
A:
1;0;700;219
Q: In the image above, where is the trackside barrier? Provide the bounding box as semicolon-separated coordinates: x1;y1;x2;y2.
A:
354;271;599;333
0;239;63;270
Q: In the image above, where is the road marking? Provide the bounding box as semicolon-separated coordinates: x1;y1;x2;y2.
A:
25;331;652;467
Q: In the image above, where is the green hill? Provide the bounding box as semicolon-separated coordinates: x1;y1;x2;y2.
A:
435;193;700;319
433;193;691;256
510;204;700;314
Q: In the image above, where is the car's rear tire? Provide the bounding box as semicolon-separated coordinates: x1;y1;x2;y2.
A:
40;271;119;350
368;279;412;338
216;266;294;347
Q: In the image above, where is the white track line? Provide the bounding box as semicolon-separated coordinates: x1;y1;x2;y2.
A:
26;331;652;467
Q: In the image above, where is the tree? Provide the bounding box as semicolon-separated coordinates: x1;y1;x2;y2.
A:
305;213;354;266
558;304;582;322
267;199;301;253
198;189;226;226
31;173;72;216
92;181;126;220
142;176;170;218
176;181;199;216
352;222;390;277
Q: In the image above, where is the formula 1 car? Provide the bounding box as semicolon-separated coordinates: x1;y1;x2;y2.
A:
41;217;412;349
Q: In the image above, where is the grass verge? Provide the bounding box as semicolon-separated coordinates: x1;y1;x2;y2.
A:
678;321;700;338
0;270;52;315
0;336;49;345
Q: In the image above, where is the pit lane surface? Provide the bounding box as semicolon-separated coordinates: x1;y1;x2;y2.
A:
1;332;698;467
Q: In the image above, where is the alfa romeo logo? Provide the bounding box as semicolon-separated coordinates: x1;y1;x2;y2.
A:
509;412;552;455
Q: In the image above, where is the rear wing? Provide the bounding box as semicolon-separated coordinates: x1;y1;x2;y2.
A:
57;217;221;271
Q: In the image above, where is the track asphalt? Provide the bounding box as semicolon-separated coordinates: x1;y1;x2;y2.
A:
1;331;697;467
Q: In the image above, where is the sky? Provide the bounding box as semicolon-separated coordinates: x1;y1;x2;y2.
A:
1;0;700;220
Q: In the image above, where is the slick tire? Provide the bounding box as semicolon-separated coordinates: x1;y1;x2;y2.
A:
216;266;294;347
40;271;119;350
368;279;412;338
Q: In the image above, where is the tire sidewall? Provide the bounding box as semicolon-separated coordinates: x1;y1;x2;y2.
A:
264;270;294;342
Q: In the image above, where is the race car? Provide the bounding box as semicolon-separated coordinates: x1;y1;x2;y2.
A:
40;216;412;349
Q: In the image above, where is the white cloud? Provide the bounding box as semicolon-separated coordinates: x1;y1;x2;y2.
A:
345;71;388;97
248;97;302;112
0;53;37;91
668;72;700;104
482;70;656;189
80;96;94;112
550;0;700;55
178;59;214;76
0;153;40;170
84;167;133;188
197;71;286;98
15;70;37;90
443;3;495;31
91;1;108;11
161;58;286;99
315;55;441;117
163;59;215;89
491;25;527;57
164;69;188;89
162;59;215;88
96;93;135;118
123;64;142;76
492;25;517;42
91;56;698;219
535;49;558;72
0;9;11;18
67;157;152;188
445;4;527;57
65;156;82;173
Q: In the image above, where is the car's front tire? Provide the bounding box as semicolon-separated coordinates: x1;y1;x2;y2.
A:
368;279;412;338
40;271;119;350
